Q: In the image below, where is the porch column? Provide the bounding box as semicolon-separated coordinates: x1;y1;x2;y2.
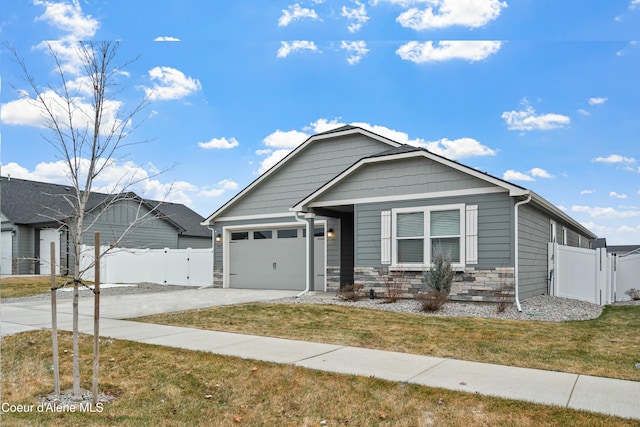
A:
305;212;315;291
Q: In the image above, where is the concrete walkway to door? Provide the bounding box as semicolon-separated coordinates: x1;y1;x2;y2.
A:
1;288;639;421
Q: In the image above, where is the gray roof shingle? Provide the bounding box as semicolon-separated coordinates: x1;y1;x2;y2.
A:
0;176;209;238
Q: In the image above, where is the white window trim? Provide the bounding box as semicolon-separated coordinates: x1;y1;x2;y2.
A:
391;204;466;270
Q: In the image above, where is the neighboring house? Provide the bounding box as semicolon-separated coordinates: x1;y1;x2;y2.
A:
202;125;597;301
0;176;211;276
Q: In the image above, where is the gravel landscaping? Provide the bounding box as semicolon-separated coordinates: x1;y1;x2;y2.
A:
276;293;634;322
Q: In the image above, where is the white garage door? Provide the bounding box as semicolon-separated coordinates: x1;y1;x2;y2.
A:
229;226;325;291
1;231;13;275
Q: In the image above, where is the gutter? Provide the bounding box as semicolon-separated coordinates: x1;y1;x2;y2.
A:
513;194;532;312
294;212;310;297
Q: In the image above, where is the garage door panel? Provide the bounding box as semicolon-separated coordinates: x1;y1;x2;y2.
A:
228;226;324;291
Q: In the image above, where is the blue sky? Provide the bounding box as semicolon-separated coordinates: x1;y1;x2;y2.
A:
1;0;639;244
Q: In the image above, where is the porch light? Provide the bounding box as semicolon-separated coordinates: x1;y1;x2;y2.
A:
215;233;222;243
327;228;335;238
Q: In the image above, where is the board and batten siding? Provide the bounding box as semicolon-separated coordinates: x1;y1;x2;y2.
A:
354;193;514;268
83;200;179;249
314;156;492;203
221;134;394;218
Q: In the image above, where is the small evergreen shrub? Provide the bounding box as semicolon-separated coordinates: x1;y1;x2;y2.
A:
419;251;454;312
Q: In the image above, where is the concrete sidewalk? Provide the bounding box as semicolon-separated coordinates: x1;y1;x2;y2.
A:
1;289;639;421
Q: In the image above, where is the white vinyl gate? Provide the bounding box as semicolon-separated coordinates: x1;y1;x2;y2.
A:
616;252;640;300
548;243;639;304
80;245;213;286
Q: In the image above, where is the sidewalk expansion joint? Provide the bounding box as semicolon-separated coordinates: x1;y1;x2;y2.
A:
565;374;580;407
406;358;452;383
292;346;347;364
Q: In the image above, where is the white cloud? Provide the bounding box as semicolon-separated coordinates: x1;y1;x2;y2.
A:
32;1;100;75
1;88;124;134
277;41;319;58
199;179;239;198
154;36;181;42
578;109;591;116
580;189;594;195
342;1;369;32
501;167;552;182
197;137;239;150
396;40;501;63
631;0;640;9
503;170;535;182
341;41;369;65
610;191;628;199
34;0;99;40
263;129;309;148
278;3;320;27
143;67;202;101
588;97;608;105
592;154;636;164
501;99;570;131
530;168;553;178
418;137;496;159
306;118;346;133
571;205;640;218
395;0;508;30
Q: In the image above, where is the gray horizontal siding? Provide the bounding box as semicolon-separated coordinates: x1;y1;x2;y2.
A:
178;236;212;249
222;134;393;217
355;193;514;269
316;156;492;203
518;204;551;298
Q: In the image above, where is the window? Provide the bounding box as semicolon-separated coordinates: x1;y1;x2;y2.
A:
302;227;325;237
231;231;249;241
392;205;464;267
277;229;298;238
253;230;272;240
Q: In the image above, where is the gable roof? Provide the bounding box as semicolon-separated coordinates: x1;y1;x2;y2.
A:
202;125;402;225
292;144;596;239
0;176;209;238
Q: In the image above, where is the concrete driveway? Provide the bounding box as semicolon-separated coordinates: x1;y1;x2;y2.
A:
0;288;299;336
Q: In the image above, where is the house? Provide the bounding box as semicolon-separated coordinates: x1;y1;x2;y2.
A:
0;176;211;276
202;126;597;302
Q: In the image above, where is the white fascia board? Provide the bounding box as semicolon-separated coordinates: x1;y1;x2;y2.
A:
294;150;525;211
529;191;597;239
202;127;401;225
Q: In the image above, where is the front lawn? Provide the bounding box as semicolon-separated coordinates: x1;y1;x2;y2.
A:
0;276;80;300
136;302;640;381
1;330;635;426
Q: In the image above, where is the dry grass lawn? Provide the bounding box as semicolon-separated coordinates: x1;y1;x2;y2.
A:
137;302;640;382
0;276;85;300
1;331;636;426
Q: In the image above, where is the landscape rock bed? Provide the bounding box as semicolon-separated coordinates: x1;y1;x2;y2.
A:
277;294;619;322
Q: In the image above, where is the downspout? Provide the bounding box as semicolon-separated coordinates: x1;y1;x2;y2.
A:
514;194;532;312
294;211;311;297
206;225;216;289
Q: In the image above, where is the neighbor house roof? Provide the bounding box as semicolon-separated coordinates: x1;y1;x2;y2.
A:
0;176;209;238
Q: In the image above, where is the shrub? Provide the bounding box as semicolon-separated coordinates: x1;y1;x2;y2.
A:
495;283;515;314
625;288;640;300
423;251;454;294
419;252;454;312
383;270;404;303
337;283;365;302
417;290;449;312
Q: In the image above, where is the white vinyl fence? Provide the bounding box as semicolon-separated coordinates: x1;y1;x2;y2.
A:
548;242;640;305
616;252;640;300
80;245;213;287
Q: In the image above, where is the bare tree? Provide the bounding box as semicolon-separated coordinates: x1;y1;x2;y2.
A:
8;41;159;399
